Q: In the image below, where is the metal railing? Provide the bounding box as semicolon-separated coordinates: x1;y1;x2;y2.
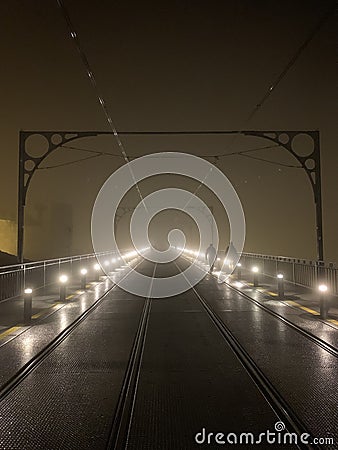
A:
1;250;337;302
0;251;118;302
238;252;338;295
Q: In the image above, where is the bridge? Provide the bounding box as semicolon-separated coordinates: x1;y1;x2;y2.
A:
0;249;337;449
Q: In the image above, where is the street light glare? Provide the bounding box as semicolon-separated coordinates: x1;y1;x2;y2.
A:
80;268;87;275
252;266;259;273
24;288;33;294
277;273;284;279
59;274;68;283
94;263;100;271
318;284;328;292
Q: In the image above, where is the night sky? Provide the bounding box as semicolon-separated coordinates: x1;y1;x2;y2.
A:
0;0;337;262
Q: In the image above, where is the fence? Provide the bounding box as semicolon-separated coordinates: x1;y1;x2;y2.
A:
238;253;338;295
1;250;337;302
0;251;117;302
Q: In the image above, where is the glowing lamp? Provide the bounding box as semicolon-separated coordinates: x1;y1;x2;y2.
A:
59;275;68;284
318;284;328;293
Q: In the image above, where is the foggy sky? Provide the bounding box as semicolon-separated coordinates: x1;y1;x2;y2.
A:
0;0;337;262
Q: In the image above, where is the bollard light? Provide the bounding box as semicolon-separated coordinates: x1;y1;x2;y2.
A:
24;288;33;323
236;263;242;280
94;263;101;281
59;274;68;284
277;273;284;299
319;284;328;292
80;268;88;290
318;284;328;319
59;274;68;301
251;266;259;287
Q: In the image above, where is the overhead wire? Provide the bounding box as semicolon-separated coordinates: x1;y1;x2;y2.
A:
238;153;302;168
55;1;331;181
186;4;334;203
37;154;103;170
244;5;335;126
56;0;147;208
61;144;123;158
38;142;302;170
61;142;281;159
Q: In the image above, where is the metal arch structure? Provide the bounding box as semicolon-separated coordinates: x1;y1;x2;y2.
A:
17;129;323;263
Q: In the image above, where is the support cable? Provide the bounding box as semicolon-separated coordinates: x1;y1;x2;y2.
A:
56;0;147;208
38;143;301;170
186;5;334;203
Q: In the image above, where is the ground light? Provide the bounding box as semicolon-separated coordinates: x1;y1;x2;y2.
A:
94;263;101;281
251;266;259;287
236;263;242;280
24;288;33;323
277;273;284;299
59;274;68;301
80;268;88;290
318;284;328;319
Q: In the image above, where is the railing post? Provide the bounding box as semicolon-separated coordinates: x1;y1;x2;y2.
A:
43;261;46;292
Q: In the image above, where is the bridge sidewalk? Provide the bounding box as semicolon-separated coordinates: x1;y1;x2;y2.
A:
231;269;338;321
218;269;338;349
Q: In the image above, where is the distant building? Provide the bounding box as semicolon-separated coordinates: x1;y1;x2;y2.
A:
0;218;16;255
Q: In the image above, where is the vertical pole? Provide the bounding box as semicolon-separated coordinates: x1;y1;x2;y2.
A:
312;133;325;290
24;289;33;323
60;284;66;301
81;273;87;290
17;132;25;264
313;132;324;263
237;264;242;280
277;275;285;299
319;294;327;319
209;206;214;244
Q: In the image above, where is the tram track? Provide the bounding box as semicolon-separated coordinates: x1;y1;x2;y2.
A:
108;264;156;449
175;259;319;450
185;256;338;358
0;259;142;402
0;257;333;449
224;279;338;357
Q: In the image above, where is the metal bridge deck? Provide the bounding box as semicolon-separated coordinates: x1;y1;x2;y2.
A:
0;258;336;449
